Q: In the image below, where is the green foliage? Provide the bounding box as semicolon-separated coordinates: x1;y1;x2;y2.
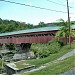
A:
0;18;75;33
24;55;75;75
56;18;75;45
22;42;75;75
32;44;49;58
48;40;61;54
32;39;62;58
14;42;75;68
0;59;5;69
37;49;50;58
0;18;34;33
58;40;65;46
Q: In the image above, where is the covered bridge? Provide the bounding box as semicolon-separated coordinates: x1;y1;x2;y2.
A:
0;26;75;50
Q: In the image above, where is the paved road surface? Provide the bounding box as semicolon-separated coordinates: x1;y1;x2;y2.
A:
57;49;75;60
60;68;75;75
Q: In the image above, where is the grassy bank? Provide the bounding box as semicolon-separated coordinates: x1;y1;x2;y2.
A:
23;55;75;75
20;42;75;67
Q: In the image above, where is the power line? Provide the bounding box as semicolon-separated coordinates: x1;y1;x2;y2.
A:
0;0;74;14
47;0;74;9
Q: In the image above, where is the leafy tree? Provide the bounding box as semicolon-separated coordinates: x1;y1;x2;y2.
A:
0;18;34;33
56;18;75;44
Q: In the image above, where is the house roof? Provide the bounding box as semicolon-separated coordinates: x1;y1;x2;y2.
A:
0;25;75;37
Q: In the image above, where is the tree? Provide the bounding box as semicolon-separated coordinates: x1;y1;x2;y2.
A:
38;22;46;27
56;19;75;45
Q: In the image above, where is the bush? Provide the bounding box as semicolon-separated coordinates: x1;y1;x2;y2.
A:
48;42;60;54
32;39;61;58
32;47;38;57
32;44;50;58
58;40;65;46
37;49;50;58
48;40;61;54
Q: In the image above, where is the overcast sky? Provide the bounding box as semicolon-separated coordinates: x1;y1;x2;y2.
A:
0;0;75;25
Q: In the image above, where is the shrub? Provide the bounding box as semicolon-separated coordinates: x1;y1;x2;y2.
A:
58;40;65;46
32;44;50;58
48;40;61;54
32;39;61;58
37;49;50;58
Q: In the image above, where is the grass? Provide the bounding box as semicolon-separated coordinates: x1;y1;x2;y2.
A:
0;59;2;68
0;59;5;69
15;61;34;69
0;42;74;74
22;55;75;75
18;42;75;67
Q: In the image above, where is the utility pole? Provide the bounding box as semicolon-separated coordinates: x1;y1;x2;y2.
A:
67;0;71;48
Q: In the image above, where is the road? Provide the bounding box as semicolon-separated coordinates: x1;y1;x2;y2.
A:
60;68;75;75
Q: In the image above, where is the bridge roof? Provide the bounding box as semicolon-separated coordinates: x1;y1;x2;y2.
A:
0;25;75;36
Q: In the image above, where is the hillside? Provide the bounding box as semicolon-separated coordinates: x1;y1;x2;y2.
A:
0;18;75;33
22;42;75;75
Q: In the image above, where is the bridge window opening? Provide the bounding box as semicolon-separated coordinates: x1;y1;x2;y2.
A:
10;37;12;38
52;34;55;36
30;35;35;37
35;35;38;37
38;34;42;36
44;34;48;36
41;34;44;36
50;34;55;36
7;37;9;39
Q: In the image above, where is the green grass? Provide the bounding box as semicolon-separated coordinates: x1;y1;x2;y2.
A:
15;61;34;69
0;59;5;69
0;59;2;68
0;42;74;74
19;42;75;67
23;55;75;75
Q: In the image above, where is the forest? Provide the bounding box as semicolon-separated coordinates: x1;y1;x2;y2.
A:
0;18;75;33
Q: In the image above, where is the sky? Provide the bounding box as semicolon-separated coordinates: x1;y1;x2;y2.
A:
0;0;75;25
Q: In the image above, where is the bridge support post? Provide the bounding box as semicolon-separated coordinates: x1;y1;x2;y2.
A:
20;43;35;59
14;43;35;59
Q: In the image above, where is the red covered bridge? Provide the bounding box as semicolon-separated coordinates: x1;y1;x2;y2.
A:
0;26;75;44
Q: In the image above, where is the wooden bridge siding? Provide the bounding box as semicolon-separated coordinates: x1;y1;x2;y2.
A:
21;36;74;44
60;37;75;43
0;36;74;44
70;37;75;42
0;36;55;44
10;36;55;44
0;30;56;44
0;30;75;44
